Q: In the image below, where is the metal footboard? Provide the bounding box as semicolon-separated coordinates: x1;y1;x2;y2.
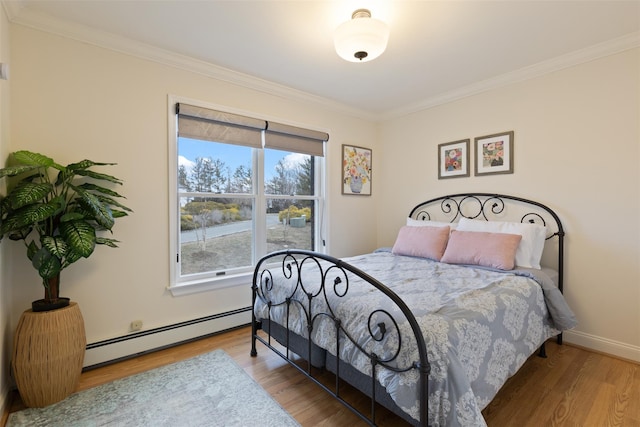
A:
250;249;430;426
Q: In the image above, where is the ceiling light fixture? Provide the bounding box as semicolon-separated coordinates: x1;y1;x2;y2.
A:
334;8;389;63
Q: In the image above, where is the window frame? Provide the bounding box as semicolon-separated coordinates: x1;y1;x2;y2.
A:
167;95;327;296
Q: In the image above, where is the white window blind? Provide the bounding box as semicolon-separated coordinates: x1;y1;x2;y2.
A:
265;121;328;157
176;103;266;148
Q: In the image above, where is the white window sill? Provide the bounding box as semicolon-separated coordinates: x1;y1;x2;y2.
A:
168;271;252;297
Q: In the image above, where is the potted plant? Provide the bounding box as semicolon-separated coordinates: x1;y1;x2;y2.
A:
0;150;131;407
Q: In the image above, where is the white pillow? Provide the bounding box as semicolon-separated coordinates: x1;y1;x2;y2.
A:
407;217;457;230
456;217;546;269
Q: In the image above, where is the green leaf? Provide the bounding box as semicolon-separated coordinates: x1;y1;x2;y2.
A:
60;212;86;222
31;246;62;280
27;240;39;261
59;220;96;258
61;248;83;268
95;194;132;212
54;167;76;187
110;209;129;218
6;182;52;210
0;203;57;235
47;195;66;217
0;164;40;179
96;236;120;248
67;159;116;171
77;183;125;198
74;169;123;185
41;235;68;259
72;186;115;230
13;151;55;167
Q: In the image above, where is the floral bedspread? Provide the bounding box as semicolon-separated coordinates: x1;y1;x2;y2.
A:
254;251;576;426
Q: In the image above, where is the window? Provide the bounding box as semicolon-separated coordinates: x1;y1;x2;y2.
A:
168;99;327;294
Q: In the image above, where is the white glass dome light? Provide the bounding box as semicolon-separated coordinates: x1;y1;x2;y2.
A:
334;9;390;62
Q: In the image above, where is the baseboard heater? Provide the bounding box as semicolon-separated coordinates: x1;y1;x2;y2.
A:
83;307;252;370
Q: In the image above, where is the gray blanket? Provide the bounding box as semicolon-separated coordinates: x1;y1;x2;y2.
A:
254;251;576;426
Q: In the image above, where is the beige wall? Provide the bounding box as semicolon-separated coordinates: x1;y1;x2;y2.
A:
6;25;378;351
0;2;11;414
378;48;640;361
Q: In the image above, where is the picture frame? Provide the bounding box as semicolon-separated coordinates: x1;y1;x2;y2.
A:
342;144;372;196
438;139;470;179
474;131;514;176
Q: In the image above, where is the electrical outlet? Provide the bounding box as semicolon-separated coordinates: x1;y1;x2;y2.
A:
130;320;143;331
0;63;8;80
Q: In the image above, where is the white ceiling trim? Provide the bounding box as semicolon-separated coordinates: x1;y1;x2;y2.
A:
5;2;639;123
383;31;640;121
4;1;375;121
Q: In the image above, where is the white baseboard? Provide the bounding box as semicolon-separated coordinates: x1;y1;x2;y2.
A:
83;308;251;368
81;312;640;369
563;330;640;363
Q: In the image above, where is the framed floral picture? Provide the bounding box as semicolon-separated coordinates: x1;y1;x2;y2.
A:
474;131;514;176
342;144;372;196
438;139;470;179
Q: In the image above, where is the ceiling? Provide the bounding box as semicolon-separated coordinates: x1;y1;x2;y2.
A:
4;1;640;119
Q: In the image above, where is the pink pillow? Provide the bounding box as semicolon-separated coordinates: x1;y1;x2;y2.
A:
440;230;522;270
392;225;450;261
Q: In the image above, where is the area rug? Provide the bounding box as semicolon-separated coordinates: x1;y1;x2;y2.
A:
7;349;300;427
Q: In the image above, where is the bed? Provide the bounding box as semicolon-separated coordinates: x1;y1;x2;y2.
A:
250;193;576;426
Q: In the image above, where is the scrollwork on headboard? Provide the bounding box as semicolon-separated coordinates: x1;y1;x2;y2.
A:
408;193;565;292
409;193;563;234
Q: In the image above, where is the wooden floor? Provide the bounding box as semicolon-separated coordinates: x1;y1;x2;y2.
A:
4;326;640;426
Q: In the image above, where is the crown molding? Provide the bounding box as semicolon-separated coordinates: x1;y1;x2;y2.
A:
382;31;640;121
2;0;25;21
5;2;638;123
4;1;377;122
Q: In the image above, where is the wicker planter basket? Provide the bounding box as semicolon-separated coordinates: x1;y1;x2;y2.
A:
11;302;86;407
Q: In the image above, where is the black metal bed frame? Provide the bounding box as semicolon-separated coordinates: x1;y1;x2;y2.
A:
250;193;565;426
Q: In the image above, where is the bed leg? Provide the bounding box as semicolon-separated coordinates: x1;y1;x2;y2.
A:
250;320;260;357
538;343;547;358
557;333;563;345
250;339;257;357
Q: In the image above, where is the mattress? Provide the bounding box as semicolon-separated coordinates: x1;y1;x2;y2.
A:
254;251;576;426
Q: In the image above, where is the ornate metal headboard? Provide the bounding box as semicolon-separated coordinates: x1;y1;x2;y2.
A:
408;193;565;292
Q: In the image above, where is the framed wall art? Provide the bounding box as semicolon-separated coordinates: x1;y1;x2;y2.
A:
474;131;514;176
342;144;372;196
438;139;470;179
